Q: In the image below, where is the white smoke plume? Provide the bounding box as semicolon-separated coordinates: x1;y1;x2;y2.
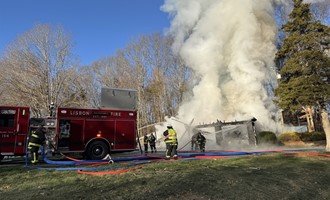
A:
161;0;280;131
152;0;327;151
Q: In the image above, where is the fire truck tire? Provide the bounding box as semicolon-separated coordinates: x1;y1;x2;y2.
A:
86;140;110;160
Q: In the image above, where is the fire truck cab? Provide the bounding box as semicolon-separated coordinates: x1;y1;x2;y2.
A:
0;106;30;160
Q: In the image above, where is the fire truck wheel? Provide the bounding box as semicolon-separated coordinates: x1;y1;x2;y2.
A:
86;140;109;160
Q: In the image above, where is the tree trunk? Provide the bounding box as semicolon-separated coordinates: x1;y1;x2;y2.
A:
321;108;330;151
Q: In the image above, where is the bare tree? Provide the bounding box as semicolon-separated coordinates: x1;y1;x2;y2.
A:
89;33;191;128
79;65;101;108
0;24;81;116
310;1;330;24
88;49;136;108
124;33;191;127
144;33;190;120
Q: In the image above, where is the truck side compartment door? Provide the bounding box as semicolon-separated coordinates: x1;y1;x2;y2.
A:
14;108;30;154
114;120;136;150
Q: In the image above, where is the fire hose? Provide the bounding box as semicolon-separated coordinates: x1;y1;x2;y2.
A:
32;146;158;175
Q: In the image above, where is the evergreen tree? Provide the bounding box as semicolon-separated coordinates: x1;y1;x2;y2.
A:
275;0;330;150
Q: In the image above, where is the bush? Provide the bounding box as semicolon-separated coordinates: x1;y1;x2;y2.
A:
257;131;278;145
278;132;301;142
278;131;326;143
299;131;326;142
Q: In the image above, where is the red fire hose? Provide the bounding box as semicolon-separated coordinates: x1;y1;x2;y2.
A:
77;165;144;175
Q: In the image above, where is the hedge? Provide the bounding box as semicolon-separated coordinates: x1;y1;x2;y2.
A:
278;131;326;143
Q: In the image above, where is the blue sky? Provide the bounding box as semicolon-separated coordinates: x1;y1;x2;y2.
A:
0;0;170;65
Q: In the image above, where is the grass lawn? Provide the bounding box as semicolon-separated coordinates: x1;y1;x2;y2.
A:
1;152;330;200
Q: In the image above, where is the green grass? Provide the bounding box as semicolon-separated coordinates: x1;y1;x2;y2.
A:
1;153;330;200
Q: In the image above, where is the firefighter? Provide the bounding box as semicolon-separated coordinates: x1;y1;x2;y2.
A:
28;124;46;164
191;131;199;151
149;132;157;153
196;132;206;152
143;135;149;154
163;124;178;160
49;102;55;117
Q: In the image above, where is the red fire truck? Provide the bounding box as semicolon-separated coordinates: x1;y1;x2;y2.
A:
0;106;138;161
